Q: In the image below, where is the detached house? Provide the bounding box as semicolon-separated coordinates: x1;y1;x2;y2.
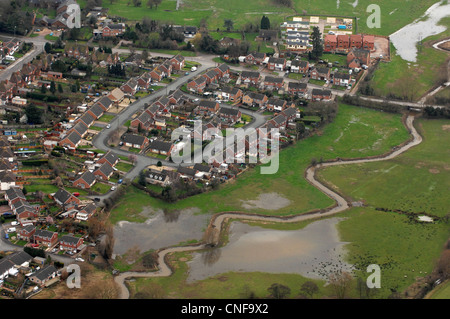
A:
347;48;370;69
197;100;220;114
333;72;351;87
53;188;81;208
245;52;266;65
202;69;220;85
266;98;288;112
240;71;261;85
288;82;307;96
72;170;96;189
169;54;185;70
311;88;332;101
120;78;138;96
219;107;241;125
18;225;36;242
122;133;149;150
267;57;286;71
131;110;154;133
33;229;58;247
310;67;331;81
263;76;284;90
59;131;82;149
97;150;119;167
147;140;174;156
218;87;243;103
102;23;126;37
29;265;58;287
187;76;207;94
242;92;268;108
59;235;84;253
93;162;114;181
290;60;309;74
214;64;230;78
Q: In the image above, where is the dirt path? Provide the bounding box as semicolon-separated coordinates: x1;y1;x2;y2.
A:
114;114;422;299
418;38;450;104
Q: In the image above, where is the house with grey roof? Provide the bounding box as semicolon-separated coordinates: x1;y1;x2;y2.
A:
73;170;96;189
94;162;114;181
29;265;59;287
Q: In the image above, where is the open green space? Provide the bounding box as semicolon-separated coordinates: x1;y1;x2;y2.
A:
86;0;439;36
317;118;450;217
369;16;450;102
337;207;450;298
427;280;450;299
110;103;410;223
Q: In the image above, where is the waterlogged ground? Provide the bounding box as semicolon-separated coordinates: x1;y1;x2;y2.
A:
185;218;353;283
113;207;211;255
390;2;450;62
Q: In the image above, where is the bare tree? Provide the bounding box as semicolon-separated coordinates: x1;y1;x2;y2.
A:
133;283;165;299
300;281;319;299
328;271;353;299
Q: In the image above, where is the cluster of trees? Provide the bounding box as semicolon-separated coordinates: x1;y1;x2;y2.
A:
260;16;271;30
108;63;126;77
423;106;450;119
272;0;293;8
130;0;163;9
0;0;34;35
342;94;408;114
126;18;186;51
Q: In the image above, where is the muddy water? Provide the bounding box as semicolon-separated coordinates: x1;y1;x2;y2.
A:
113;207;211;255
390;2;450;62
186;218;354;283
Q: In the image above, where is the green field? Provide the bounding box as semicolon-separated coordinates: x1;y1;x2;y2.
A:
369;16;450;101
337;207;450;298
318;118;450;217
110;103;410;223
428;280;450;299
83;0;438;36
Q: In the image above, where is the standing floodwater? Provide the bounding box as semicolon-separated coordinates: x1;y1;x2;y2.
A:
390;2;450;62
186;218;354;283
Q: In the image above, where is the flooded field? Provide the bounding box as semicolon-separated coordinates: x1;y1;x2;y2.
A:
113;207;211;255
186;218;354;283
390;2;450;62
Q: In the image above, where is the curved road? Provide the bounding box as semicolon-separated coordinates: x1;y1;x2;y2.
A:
114;113;422;299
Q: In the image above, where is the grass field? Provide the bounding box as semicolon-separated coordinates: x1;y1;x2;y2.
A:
427;280;450;299
109;103;410;223
318;118;450;218
337;207;450;298
369;16;450;101
83;0;438;36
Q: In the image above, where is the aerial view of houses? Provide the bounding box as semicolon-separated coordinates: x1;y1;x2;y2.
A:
0;0;448;307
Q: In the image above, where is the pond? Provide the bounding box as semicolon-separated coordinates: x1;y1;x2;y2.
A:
185;218;354;283
390;2;450;62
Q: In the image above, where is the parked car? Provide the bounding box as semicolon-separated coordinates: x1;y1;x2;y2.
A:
111;186;117;191
75;257;85;262
106;124;111;129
